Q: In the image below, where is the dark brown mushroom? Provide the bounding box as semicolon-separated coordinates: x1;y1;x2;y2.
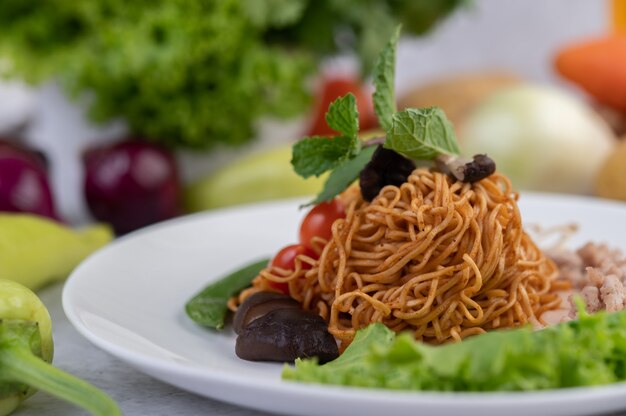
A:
359;145;416;201
232;291;300;334
463;154;496;182
435;154;496;183
235;308;339;363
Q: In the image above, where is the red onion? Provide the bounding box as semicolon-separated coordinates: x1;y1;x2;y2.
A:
0;139;59;220
83;139;182;234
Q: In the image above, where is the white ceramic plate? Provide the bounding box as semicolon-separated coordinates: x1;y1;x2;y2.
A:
64;194;626;416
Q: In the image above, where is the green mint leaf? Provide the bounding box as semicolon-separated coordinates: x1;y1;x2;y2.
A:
185;258;270;329
309;146;377;205
325;93;360;139
372;25;401;132
292;135;359;178
385;107;460;160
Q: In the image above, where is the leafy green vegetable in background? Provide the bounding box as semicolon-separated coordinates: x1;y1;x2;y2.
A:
0;0;464;149
185;258;269;329
274;0;468;75
0;0;311;149
284;306;626;391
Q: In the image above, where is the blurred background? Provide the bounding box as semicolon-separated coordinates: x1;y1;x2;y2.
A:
0;0;624;235
3;3;626;415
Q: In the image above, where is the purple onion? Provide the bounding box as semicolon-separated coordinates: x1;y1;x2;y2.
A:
83;139;182;234
0;139;59;220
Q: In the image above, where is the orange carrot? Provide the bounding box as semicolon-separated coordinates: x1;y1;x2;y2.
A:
555;35;626;114
613;0;626;33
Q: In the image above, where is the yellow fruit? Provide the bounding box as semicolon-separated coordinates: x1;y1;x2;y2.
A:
0;214;112;290
185;145;326;211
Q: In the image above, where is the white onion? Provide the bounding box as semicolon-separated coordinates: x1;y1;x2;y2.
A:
459;84;615;194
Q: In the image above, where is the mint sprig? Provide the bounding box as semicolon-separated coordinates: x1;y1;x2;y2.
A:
291;92;361;181
291;26;463;205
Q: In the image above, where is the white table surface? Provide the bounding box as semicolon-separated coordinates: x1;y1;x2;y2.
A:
12;282;274;416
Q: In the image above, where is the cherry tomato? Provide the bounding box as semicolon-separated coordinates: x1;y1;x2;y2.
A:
299;198;346;249
307;76;377;137
269;244;317;294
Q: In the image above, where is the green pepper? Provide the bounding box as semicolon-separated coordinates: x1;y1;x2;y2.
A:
0;279;120;416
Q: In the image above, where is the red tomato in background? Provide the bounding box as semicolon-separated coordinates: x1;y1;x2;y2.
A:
299;198;346;249
269;243;317;294
307;76;377;136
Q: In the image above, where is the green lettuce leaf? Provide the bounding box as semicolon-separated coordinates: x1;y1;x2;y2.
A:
283;308;626;391
283;323;395;387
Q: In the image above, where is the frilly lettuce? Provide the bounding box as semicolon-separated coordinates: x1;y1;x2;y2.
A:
283;307;626;391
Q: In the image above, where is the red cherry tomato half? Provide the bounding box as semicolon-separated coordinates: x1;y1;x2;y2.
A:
269;244;317;294
299;198;346;249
